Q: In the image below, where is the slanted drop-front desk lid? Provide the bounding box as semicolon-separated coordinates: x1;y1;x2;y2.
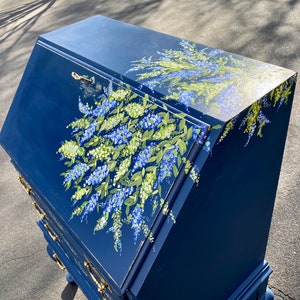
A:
0;15;296;299
0;20;210;293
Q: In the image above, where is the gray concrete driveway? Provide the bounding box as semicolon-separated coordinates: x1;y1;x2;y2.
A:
0;1;299;299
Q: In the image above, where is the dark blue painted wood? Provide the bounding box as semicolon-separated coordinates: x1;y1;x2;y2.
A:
0;15;297;299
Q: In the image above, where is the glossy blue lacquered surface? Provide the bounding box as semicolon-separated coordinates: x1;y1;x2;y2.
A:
0;15;297;299
0;40;210;290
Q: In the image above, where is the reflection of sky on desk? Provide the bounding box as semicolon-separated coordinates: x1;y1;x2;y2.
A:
126;39;294;122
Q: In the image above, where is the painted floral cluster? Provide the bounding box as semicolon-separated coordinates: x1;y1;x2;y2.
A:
126;40;297;146
126;40;249;112
58;78;208;252
219;74;297;146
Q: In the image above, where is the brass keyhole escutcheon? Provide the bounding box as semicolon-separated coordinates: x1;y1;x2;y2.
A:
71;72;94;84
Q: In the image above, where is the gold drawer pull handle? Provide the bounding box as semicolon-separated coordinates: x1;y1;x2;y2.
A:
71;72;94;84
18;176;33;195
84;261;112;299
52;253;66;271
32;201;46;220
44;223;58;241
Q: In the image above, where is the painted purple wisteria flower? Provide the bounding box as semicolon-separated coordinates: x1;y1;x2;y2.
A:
92;100;118;117
208;48;225;56
81;193;99;222
208;73;232;83
131;206;143;243
180;39;194;56
84;165;109;186
138;113;162;129
192;125;208;145
131;145;154;173
156;145;179;185
188;59;219;73
213;84;241;117
257;111;271;125
63;163;90;185
78;97;92;115
143;81;157;91
179;91;196;109
202;136;211;152
102;187;134;214
80;121;97;144
105;125;132;145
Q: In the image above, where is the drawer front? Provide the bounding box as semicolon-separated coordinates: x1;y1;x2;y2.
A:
37;220;111;300
18;173;121;299
40;216;121;300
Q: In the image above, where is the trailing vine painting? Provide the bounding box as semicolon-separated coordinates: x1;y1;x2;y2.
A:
58;76;208;252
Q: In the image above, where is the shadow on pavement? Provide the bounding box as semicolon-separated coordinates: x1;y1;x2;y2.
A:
61;283;79;300
0;0;56;45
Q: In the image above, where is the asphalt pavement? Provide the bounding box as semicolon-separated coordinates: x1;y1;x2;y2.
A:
0;1;299;299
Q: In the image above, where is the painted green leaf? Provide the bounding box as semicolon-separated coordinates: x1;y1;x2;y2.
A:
71;201;88;219
172;165;179;177
124;198;134;206
163;143;174;152
121;179;135;187
109;160;117;172
125;205;130;216
171;135;181;145
158;140;171;148
158;184;162;197
179;118;186;131
186;126;193;140
113;151;120;160
105;174;111;185
212;124;222;130
131;171;142;181
156;150;164;163
129;118;139;127
133;176;143;186
147;155;157;163
177;154;182;166
65;160;73;167
146;166;157;173
163;112;170;125
65;180;71;190
150;104;158;110
143;94;149;107
78;147;86;156
122;115;129;125
142;129;154;141
177;139;187;155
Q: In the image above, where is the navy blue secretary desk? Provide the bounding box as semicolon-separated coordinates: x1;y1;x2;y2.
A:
0;15;297;300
